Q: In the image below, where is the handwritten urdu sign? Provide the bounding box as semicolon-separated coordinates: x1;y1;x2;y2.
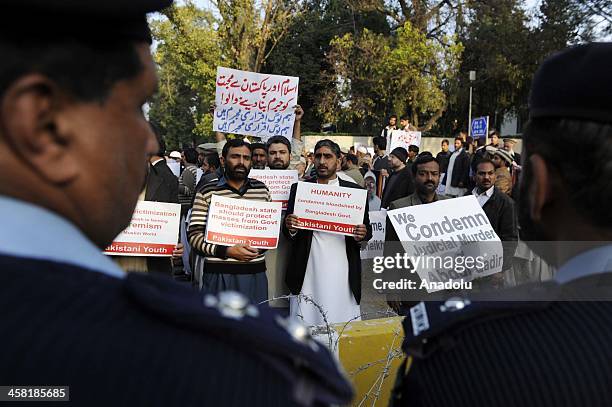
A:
213;67;299;141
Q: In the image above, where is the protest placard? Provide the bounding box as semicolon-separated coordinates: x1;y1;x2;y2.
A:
105;201;181;257
205;195;283;249
360;210;386;259
389;130;422;152
387;196;503;292
293;182;367;236
249;169;298;209
213;67;299;141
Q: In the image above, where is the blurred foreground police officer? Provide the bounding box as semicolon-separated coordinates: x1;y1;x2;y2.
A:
0;1;352;406
391;43;612;406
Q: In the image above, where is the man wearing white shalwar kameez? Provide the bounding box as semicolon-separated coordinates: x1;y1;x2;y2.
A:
289;177;361;326
284;139;372;327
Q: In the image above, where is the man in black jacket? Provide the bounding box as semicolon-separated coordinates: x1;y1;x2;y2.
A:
443;137;470;197
466;158;518;286
283;139;372;326
381;147;415;208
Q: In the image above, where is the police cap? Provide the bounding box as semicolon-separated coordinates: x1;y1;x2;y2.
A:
1;0;173;43
529;42;612;123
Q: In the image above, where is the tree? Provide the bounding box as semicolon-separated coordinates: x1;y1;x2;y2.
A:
319;21;462;133
148;3;221;148
264;0;390;131
213;0;300;72
444;0;534;132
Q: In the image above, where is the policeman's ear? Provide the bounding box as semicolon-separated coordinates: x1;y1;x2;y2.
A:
527;154;554;222
0;74;79;185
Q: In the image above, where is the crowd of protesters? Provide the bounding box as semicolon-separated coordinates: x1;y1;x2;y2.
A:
118;103;553;328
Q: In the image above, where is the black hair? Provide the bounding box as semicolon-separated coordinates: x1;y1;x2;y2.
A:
408;145;420;154
203;153;220;169
222;138;250;158
345;154;358;165
149;122;165;157
411;154;439;175
266;135;291;152
441;139;449;145
523;118;612;227
474;157;496;172
400;115;409;121
249;142;267;153
390;115;398;120
183;148;198;165
373;136;387;150
0;40;143;102
314;139;341;158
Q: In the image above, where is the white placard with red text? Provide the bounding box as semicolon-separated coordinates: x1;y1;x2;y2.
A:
105;201;181;257
205;195;283;249
293;182;367;236
249;169;298;209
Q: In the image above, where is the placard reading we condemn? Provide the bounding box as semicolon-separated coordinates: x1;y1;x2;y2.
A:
293;182;367;236
205;195;283;249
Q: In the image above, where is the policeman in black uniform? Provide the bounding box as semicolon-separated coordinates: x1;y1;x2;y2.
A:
391;43;612;406
0;1;352;405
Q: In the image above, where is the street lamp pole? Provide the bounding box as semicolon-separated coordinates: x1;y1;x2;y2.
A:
468;70;476;139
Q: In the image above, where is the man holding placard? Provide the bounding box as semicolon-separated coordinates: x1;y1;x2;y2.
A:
188;139;272;303
283;139;372;326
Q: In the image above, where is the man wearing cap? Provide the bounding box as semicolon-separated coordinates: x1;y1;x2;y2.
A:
0;1;353;405
503;137;521;165
390;43;612;406
381;147;415;209
492;148;514;196
250;142;268;170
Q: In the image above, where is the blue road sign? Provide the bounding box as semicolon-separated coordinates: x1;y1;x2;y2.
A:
471;116;488;139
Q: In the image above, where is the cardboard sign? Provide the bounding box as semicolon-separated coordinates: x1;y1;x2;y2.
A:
389;130;422;151
293;182;367;236
213;67;299;140
249;169;298;209
205;195;283;249
105;201;181;257
387;196;503;292
360;210;386;259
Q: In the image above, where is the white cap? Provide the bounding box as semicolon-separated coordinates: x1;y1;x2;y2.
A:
357;146;368;154
169;151;182;159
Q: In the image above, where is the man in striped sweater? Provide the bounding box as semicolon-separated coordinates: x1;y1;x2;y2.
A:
189;138;271;302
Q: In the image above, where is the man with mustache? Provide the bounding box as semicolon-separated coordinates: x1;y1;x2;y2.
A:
390;43;612;407
283;139;372;325
263;105;304;309
0;0;354;405
189;139;272;303
466;157;517;288
383;153;449;312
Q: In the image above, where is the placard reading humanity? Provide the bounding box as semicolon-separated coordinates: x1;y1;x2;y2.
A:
105;201;181;257
293;182;367;236
205;195;283;249
389;130;422;151
249;169;298;209
387;196;503;292
213;67;299;140
360;210;386;259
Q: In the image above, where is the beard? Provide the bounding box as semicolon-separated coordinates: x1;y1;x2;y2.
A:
270;159;289;170
251;163;266;170
225;164;249;181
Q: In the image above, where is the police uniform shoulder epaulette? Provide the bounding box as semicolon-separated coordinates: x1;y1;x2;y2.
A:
401;281;559;359
123;272;353;405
